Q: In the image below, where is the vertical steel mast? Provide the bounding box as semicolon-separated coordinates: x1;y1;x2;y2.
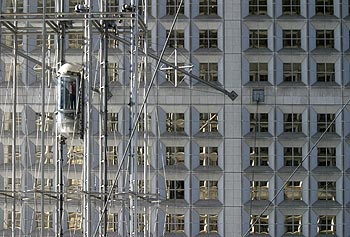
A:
11;0;18;236
129;0;139;236
83;0;92;236
99;0;109;236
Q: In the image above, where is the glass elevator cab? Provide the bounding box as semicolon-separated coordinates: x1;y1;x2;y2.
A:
56;63;81;137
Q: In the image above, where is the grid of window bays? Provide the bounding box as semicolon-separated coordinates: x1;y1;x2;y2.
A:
245;1;350;86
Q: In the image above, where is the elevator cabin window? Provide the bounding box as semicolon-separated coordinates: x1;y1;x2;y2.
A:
59;77;78;111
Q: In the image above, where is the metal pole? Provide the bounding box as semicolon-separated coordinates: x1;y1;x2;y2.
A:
99;0;109;235
83;0;92;236
129;1;139;236
11;0;18;236
40;0;47;236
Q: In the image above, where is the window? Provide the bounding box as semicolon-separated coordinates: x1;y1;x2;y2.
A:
165;214;185;233
283;63;301;82
108;63;119;82
107;0;119;12
166;113;185;132
138;0;151;16
4;178;21;191
199;0;217;15
200;147;218;166
316;30;334;48
249;30;268;48
137;146;150;165
284;113;302;132
250;215;269;234
250;113;268;132
199;30;218;48
249;0;267;15
37;34;55;49
250;181;269;200
318;181;336;201
166;146;185;165
318;216;337;235
68;212;82;230
315;0;334;15
166;180;185;199
3;145;20;164
137;113;151;132
199;113;218;132
317;63;335;82
166;30;185;48
108;38;119;49
318;216;336;234
137;213;145;232
200;63;218;81
107;213;118;232
317;113;335;133
34;178;53;191
284;147;302;166
282;0;300;15
107;112;118;132
4;0;24;13
37;0;55;13
2;112;22;132
36;212;53;229
107;146;118;166
250;147;269;166
165;62;185;84
35;145;54;164
166;0;184;15
200;214;218;233
36;112;54;132
68;146;84;165
200;180;218;200
283;30;301;48
284;181;302;200
285;215;302;235
318;147;336;167
67;179;82;192
249;63;268;82
4;211;20;229
68;33;84;48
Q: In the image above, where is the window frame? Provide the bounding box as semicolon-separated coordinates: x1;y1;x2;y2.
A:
249;63;268;82
166;29;185;49
166;113;185;133
284;147;302;167
199;30;218;48
199;113;218;132
250;180;269;200
166;180;185;199
315;0;334;15
284;181;302;200
249;29;268;48
165;214;185;233
317;147;336;167
166;0;185;15
283;113;302;133
166;146;185;165
317;113;336;133
250;113;269;132
317;215;336;234
199;214;218;233
250;215;269;234
199;62;218;82
250;147;269;166
200;146;218;166
199;0;218;15
282;0;301;15
249;0;268;16
283;30;301;48
318;181;336;201
316;30;334;48
283;63;301;82
200;180;218;200
284;215;302;235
